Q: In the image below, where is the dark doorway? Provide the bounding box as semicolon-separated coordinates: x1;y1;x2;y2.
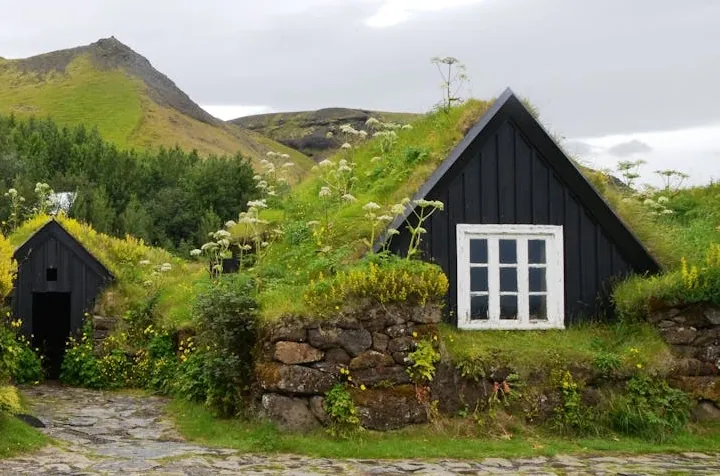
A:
32;292;71;379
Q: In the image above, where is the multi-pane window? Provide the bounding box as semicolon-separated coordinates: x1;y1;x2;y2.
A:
457;225;564;329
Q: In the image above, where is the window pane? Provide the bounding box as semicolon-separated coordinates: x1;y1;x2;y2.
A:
499;239;517;264
471;267;488;292
530;295;547;320
470;295;489;320
528;239;546;264
500;295;518;320
529;268;546;292
470;239;488;264
500;267;517;292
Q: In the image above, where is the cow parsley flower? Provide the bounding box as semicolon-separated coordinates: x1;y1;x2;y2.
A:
341;143;352;150
319;186;331;198
363;202;381;211
342;194;357;202
318;159;334;168
189;249;202;257
247;199;268;209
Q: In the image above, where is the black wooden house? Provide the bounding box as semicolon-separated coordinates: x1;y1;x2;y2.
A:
386;88;659;329
12;219;113;377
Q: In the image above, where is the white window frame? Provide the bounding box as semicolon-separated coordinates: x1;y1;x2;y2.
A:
456;224;565;330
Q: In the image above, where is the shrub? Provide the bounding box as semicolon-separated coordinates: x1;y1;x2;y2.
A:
407;338;440;385
552;370;598;435
0;315;43;384
60;321;103;389
610;375;691;441
324;383;360;438
0;385;21;414
304;256;448;313
176;275;260;416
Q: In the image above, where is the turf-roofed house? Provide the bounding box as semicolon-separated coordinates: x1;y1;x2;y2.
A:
11;219;113;377
384;88;660;330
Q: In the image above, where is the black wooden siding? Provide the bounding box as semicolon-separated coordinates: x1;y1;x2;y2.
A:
389;92;659;325
13;221;112;337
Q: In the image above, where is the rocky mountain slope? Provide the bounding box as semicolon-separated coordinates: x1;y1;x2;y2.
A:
0;37;313;176
231;108;419;159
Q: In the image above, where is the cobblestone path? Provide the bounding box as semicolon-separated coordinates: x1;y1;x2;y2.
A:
1;384;719;475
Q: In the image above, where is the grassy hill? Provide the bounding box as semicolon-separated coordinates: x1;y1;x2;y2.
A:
0;38;314;178
231;108;420;159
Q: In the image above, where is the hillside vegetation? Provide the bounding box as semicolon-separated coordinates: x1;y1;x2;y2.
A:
232;108;419;159
0;38;314;177
0;114;261;250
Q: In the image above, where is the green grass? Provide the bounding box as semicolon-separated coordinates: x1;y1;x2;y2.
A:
440;322;674;379
0;413;48;458
170;399;720;459
607;182;720;319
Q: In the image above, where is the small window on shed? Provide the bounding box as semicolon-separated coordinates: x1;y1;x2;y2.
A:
456;224;565;330
46;267;58;282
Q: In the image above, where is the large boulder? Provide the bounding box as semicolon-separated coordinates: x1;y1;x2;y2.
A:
671;376;720;402
388;336;415;353
273;342;324;365
269;320;307;343
692;400;720;422
324;347;351;364
310;328;372;356
372;332;389;352
661;327;697;345
352;366;412;386
431;361;493;415
349;350;394;370
409;305;442;324
705;308;720;326
257;363;335;395
261;394;320;432
351;385;427;430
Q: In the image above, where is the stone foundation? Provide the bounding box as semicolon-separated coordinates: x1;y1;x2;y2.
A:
256;304;441;432
650;303;720;417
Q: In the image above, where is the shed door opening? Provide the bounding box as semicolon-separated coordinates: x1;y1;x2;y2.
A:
32;292;71;379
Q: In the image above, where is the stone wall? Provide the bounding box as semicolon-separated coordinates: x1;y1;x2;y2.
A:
650;304;720;412
256;304;441;432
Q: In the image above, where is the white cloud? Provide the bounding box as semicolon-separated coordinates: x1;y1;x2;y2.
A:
201;105;275;121
365;0;486;28
570;124;720;187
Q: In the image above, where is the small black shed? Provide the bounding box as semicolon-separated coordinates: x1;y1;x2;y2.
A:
13;219;113;377
386;88;660;329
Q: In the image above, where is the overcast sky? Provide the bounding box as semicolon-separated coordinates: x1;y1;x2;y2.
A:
1;0;719;185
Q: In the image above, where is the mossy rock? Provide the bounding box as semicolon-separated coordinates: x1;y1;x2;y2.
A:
350;384;426;430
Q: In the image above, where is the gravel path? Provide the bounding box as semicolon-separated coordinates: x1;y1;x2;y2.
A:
1;384;719;475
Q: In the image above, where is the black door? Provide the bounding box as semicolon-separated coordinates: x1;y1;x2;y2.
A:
32;292;71;379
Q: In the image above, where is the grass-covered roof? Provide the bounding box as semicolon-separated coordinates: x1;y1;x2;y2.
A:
221;99;494;319
9;215;208;328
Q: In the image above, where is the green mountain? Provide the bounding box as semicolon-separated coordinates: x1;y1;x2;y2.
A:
231;108;420;159
0;37;314;177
